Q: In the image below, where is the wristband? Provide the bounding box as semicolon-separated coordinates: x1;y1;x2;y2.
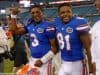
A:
41;51;55;64
11;14;17;18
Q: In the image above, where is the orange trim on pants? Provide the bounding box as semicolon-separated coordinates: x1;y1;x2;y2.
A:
47;61;53;75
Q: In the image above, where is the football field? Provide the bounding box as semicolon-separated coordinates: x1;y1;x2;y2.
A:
4;59;13;73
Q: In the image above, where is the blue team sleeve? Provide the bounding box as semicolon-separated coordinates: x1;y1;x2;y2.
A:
24;25;28;33
26;18;34;25
23;18;34;33
45;26;56;40
76;18;90;35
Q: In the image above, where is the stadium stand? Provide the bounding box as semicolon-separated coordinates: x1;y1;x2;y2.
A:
19;4;99;26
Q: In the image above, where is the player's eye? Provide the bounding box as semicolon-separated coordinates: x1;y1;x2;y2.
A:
31;11;41;14
60;11;65;14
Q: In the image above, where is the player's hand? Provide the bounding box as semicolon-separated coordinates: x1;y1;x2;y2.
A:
91;62;96;75
34;60;43;67
10;7;20;15
89;62;93;74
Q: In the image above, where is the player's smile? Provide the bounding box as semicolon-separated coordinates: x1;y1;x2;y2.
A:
31;7;43;23
62;16;70;23
59;6;73;23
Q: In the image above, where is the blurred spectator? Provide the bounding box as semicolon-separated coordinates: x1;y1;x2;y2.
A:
12;22;29;74
90;20;100;75
6;15;28;74
0;26;8;73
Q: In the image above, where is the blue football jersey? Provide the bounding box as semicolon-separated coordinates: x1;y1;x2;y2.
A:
55;16;90;61
24;19;56;58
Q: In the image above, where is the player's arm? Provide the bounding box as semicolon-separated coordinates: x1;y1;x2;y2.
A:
41;26;58;63
9;19;26;35
9;7;26;35
76;18;93;73
40;38;58;63
34;38;58;67
80;33;93;73
34;26;58;67
50;39;58;54
92;62;96;75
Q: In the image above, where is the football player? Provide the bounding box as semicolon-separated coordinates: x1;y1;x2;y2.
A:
9;5;58;75
54;3;92;75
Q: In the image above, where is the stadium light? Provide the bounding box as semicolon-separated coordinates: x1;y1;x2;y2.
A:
19;0;31;7
40;2;44;5
49;1;72;5
0;9;6;14
48;0;91;5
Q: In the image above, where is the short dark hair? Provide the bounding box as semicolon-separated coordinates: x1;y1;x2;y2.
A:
58;3;72;12
30;5;43;12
